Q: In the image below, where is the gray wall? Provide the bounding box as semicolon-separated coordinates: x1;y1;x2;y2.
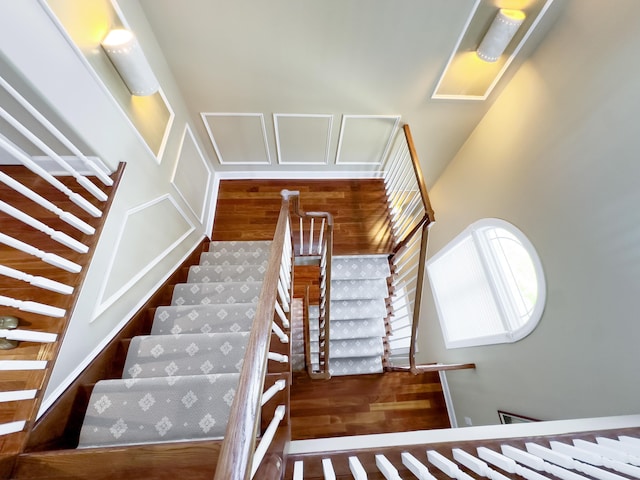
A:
0;2;216;414
417;0;640;427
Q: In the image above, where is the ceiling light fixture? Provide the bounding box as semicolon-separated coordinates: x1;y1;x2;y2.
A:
476;9;526;62
101;28;160;96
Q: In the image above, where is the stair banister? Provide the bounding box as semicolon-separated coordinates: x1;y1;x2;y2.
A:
213;190;294;480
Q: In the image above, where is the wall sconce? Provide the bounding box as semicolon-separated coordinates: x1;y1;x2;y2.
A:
101;28;160;96
476;9;526;62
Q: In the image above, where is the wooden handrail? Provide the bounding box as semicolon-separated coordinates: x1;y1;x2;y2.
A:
408;221;430;374
386;362;476;374
213;192;291;480
403;124;435;224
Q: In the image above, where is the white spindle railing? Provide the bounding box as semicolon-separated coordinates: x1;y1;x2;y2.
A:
0;171;95;234
0;75;112;187
0;232;81;273
0;199;89;252
0;265;73;294
250;405;286;479
383;125;434;370
0;72;113;441
0;329;57;343
0;294;65;317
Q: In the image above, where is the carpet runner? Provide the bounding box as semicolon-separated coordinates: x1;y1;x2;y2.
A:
78;241;270;448
308;255;390;376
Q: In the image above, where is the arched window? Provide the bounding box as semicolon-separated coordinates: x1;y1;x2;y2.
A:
426;219;546;348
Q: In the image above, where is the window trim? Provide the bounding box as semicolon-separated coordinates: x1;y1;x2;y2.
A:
427;218;546;349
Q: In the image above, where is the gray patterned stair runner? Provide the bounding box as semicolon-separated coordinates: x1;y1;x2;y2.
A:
307;255;390;376
78;241;268;448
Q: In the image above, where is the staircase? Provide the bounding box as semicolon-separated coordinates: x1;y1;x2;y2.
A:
78;240;270;447
309;254;390;376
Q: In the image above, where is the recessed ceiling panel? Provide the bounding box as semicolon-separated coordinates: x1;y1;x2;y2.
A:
201;113;271;165
336;115;400;165
172;124;212;223
274;114;332;165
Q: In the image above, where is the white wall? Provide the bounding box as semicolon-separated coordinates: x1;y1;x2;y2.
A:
418;0;640;427
0;2;216;414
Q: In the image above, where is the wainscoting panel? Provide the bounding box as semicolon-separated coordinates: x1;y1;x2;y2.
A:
274;113;333;165
201;112;271;165
171;124;212;223
93;194;195;318
335;115;400;165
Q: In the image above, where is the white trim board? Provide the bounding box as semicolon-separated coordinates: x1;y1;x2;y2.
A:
38;235;206;418
288;414;640;455
213;169;384;181
171;123;213;225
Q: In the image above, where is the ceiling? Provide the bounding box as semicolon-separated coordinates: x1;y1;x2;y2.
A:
127;0;562;186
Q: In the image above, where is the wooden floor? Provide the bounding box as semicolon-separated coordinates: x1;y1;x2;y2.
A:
289;371;450;440
212;179;395;255
213;180;450;439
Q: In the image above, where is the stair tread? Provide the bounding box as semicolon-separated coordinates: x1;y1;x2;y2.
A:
330;298;387;320
199;251;269;267
309;337;384;358
332;255;390;280
331;278;388;300
171;281;263;306
318;356;384;376
152;304;256;335
123;332;250;378
307;315;386;339
187;264;267;283
78;373;240;448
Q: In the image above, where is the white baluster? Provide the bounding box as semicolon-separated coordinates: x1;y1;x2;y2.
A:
293;461;304;480
376;454;402;480
267;352;288;363
0;265;73;294
0;104;107;201
598;437;640;457
308;218;314;255
453;448;511;480
0;74;113;186
0;232;81;273
277;277;290;313
0;295;65;317
299;217;303;256
261;379;286;407
0;360;47;370
572;439;639;466
0;329;57;343
0;421;26;436
427;450;475;480
0;390;37;402
0;134;101;217
621;436;640;447
484;446;550;480
0;200;88;253
322;458;336;480
349;456;368;480
402;452;436;480
526;443;625;480
506;445;576;480
271;321;289;344
250;405;285;479
317;218;325;255
550;441;637;480
0;171;95;234
275;300;290;329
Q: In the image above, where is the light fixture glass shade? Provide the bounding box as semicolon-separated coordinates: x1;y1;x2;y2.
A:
101;29;160;96
476;9;526;63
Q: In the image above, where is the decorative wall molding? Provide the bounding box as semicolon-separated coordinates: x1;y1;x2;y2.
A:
171;124;213;224
273;113;333;165
200;112;271;165
92;193;195;319
335;115;401;165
